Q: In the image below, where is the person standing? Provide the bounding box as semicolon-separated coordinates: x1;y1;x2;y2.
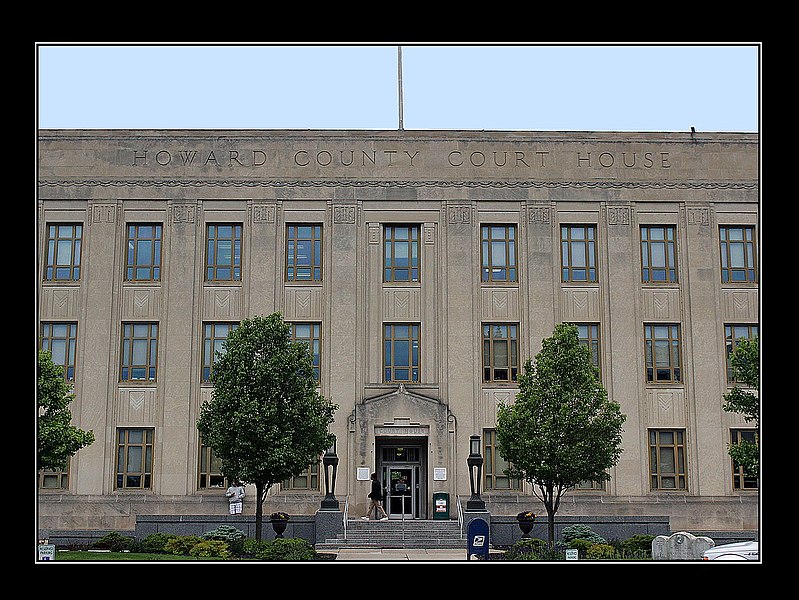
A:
225;480;245;515
362;472;388;520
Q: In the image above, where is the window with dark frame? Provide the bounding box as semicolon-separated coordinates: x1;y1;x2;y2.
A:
286;224;322;282
483;429;520;490
725;323;759;383
205;223;242;282
198;438;227;489
482;323;519;382
481;225;517;282
289;322;321;381
115;428;154;490
125;223;162;281
383;323;420;383
202;322;238;383
641;225;678;283
282;462;321;491
720;225;757;283
730;429;758;490
384;225;420;282
39;467;69;489
575;322;601;380
120;322;159;382
44;223;82;281
644;323;682;384
648;429;686;490
41;322;77;381
561;224;597;282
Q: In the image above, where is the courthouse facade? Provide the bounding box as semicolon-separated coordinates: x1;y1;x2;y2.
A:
37;129;759;536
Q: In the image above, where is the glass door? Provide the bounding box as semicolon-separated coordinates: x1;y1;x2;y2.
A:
386;466;416;519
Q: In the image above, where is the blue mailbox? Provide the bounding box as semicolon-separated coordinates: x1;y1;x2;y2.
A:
467;517;490;560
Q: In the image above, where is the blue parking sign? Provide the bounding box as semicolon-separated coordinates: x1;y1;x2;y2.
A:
467;518;489;560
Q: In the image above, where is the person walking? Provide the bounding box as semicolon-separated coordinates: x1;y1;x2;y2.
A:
225;480;245;515
362;472;388;520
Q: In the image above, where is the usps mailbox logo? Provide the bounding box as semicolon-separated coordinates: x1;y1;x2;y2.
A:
472;535;486;547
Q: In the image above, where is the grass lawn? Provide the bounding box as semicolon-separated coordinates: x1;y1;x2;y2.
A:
55;550;225;561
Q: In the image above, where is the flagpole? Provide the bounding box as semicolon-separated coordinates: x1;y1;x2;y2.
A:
397;45;404;130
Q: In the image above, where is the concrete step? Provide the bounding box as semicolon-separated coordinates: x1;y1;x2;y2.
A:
317;518;466;550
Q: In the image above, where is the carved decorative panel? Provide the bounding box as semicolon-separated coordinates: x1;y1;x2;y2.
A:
647;388;686;426
202;286;243;320
283;286;324;320
383;288;421;319
560;287;600;320
121;286;162;319
116;387;157;424
722;289;759;321
641;288;681;320
40;286;81;319
481;288;519;320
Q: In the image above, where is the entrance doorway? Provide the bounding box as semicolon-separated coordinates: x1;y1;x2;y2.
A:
377;440;426;519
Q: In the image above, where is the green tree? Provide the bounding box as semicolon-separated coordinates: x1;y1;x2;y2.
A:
496;323;626;547
197;313;337;540
37;350;94;471
723;337;759;478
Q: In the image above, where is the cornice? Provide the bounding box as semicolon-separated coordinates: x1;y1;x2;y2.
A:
38;178;758;190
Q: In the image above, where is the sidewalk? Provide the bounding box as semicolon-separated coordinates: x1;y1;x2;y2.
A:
330;548;503;561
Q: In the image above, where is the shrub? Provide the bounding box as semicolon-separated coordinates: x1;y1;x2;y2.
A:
138;532;177;554
621;534;655;558
562;524;606;545
240;538;271;558
189;539;231;559
567;538;594;558
202;524;246;542
586;543;616;560
502;538;565;561
255;537;316;561
164;535;203;555
93;531;134;552
202;525;246;555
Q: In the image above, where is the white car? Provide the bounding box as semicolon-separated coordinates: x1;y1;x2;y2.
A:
702;541;759;561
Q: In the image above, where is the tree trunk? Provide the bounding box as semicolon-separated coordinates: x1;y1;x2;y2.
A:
255;482;265;540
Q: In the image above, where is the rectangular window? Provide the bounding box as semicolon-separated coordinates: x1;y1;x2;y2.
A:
44;223;82;281
289;322;321;381
730;429;758;490
644;323;681;384
286;224;322;281
561;225;597;282
202;322;238;382
39;467;69;489
384;225;420;282
383;323;420;383
720;225;757;283
482;323;519;382
481;225;517;282
120;322;158;382
282;462;321;491
40;322;77;381
116;428;154;489
125;223;162;281
641;225;677;283
575;323;601;379
649;429;686;490
483;429;520;490
725;324;759;383
198;438;227;489
205;224;242;281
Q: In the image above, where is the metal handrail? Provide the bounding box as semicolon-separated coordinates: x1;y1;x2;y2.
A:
456;495;464;538
343;496;349;540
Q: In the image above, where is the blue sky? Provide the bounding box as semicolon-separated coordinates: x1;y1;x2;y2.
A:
36;43;760;132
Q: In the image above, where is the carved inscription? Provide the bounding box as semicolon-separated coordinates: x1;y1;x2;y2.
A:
447;205;471;224
333;206;356;224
